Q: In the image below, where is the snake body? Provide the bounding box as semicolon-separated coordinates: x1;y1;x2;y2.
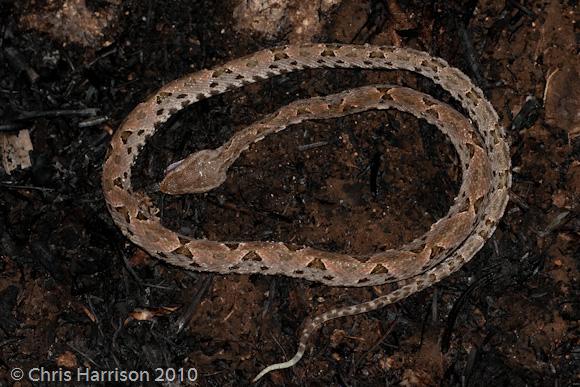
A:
102;44;511;381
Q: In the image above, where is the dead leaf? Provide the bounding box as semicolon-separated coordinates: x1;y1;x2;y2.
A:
126;306;180;324
56;351;78;368
0;130;33;175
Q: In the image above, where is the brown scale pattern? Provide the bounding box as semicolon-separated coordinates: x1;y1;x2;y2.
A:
102;44;511;381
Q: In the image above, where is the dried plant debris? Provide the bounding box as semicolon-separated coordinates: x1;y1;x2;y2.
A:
233;0;343;42
0;130;33;175
0;0;578;385
20;0;120;46
543;66;580;142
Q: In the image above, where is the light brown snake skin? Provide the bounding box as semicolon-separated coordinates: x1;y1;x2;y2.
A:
102;44;511;382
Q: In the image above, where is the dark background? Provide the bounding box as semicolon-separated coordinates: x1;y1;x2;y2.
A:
0;0;578;386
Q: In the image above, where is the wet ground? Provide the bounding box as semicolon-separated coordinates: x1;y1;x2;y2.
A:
0;0;578;386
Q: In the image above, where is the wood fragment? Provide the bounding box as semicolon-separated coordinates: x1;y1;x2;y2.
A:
0;129;33;175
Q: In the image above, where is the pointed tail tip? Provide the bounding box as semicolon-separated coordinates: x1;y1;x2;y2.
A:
252;354;303;383
252;363;283;383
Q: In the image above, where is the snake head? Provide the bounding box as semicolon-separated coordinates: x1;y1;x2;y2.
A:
160;149;227;194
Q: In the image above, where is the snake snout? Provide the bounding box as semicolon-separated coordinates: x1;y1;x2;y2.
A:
160;149;227;195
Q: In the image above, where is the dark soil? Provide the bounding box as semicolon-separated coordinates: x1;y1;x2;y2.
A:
0;0;578;386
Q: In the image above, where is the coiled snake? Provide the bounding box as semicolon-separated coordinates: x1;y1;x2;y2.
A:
102;44;511;381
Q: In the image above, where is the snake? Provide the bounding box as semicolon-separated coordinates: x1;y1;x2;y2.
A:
102;43;511;382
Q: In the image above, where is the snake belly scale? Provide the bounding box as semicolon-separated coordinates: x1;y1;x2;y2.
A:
102;43;511;381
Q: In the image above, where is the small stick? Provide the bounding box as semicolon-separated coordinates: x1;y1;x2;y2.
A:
297;141;328;151
86;48;118;68
110;318;123;368
0;123;27;133
119;250;143;286
0;182;55;192
15;108;99;121
353;318;397;371
507;0;537;19
79;116;109;128
431;288;439;322
66;343;101;368
457;23;488;88
440;271;495;353
537;211;570;237
175;274;214;333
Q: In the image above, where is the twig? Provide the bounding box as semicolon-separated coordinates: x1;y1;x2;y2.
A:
297;141;328;151
431;288;439;322
543;68;559;104
508;189;529;210
369;152;381;196
119;250;144;287
142;281;175;291
462;346;479;385
85;296;106;341
537;211;570;237
457;23;488;88
353;318;398;371
79;116;109;128
0;182;55;192
507;0;537;19
86;48;118;68
110;317;123;368
441;271;496;353
351;0;388;43
269;331;289;361
15;108;99;121
0;123;27;132
175;274;214;333
66;343;101;368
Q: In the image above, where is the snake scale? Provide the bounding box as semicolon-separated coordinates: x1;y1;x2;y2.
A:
102;44;511;381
